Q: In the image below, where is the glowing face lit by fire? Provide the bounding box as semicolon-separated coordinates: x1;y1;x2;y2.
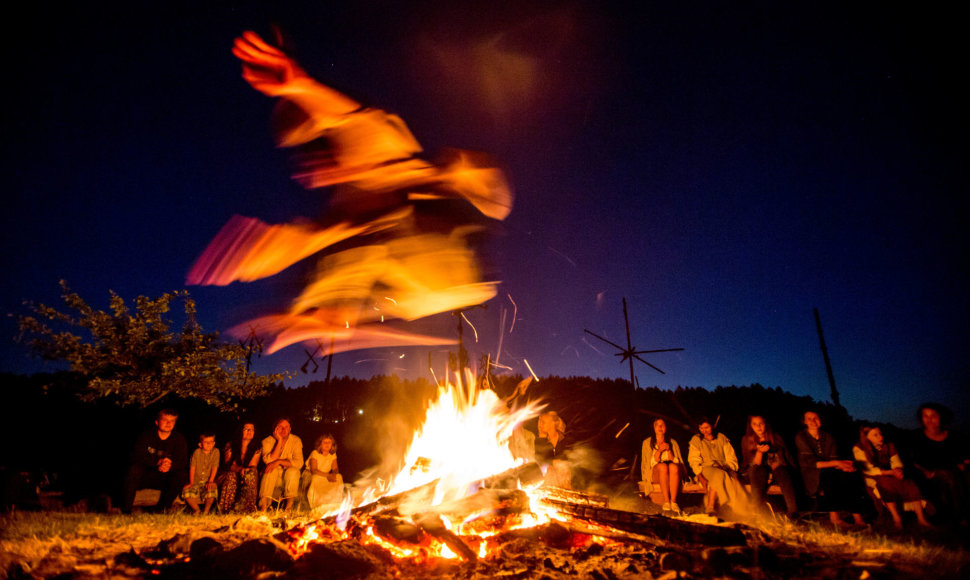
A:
865;427;884;448
698;422;713;440
802;412;821;431
749;416;766;438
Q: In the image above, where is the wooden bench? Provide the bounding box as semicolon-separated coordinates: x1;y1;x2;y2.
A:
133;488;161;507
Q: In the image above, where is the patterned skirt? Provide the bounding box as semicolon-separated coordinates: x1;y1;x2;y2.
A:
217;469;259;512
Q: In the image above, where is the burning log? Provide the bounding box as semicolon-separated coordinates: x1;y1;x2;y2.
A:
541;499;746;546
538;486;610;508
478;461;544;489
412;513;478;561
371;515;427;546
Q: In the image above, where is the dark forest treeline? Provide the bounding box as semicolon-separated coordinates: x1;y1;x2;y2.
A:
0;372;901;508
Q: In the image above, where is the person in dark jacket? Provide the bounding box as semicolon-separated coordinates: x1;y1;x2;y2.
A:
794;410;869;528
121;408;188;513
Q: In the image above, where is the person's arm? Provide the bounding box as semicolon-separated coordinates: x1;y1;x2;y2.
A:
247;449;261;472
852;446;882;476
328;458;339;482
232;32;360;138
185;452;198;489
888;453;906;478
205;451;219;490
795;431;818;469
264;435;287;470
641;439;653;482
290;437;304;470
751;437;765;466
722;436;740;472
687;437;703;476
672;439;685;465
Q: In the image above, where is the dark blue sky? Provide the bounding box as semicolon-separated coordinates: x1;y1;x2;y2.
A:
3;2;966;429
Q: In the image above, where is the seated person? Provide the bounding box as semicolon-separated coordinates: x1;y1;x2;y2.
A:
217;422;261;512
906;402;970;525
305;434;344;510
535;411;571;489
688;417;750;516
794;410;869;528
182;432;220;514
642;418;685;513
741;415;798;516
259;417;303;511
855;424;932;529
122;408;188;513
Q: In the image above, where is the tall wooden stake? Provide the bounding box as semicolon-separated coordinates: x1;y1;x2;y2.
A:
813;308;841;410
325;334;335;385
623;298;636;388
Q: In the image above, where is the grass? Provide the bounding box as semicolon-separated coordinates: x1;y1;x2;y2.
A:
0;511;280;578
750;515;970;577
1;509;967;578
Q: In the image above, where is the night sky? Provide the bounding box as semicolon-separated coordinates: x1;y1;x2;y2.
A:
3;2;966;430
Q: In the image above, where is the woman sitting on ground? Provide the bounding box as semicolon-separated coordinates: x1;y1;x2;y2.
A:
794;410;868;528
741;415;799;517
305;434;344;510
854;424;932;529
642;418;685;514
687;417;750;517
217;422;261;512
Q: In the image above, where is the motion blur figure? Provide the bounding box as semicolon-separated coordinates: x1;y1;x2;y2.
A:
188;31;513;354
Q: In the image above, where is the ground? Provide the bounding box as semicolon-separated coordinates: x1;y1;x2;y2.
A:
1;494;967;579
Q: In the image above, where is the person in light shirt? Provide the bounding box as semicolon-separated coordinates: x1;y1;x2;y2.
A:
642;418;685;514
258;417;303;511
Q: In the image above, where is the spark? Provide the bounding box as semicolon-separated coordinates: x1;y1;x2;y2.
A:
546;245;577;268
507;293;518;333
581;335;607;356
560;344;579;358
460;312;479;342
614;422;630;438
495;308;507;366
384;297;398;304
523;359;539;382
430;366;441;387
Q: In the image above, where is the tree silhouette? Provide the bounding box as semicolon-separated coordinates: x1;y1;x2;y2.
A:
16;281;289;410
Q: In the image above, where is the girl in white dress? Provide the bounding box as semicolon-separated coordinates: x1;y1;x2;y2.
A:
306;434;344;510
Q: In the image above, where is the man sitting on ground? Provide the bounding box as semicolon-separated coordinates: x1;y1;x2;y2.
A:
259;417;303;511
122;408;188;513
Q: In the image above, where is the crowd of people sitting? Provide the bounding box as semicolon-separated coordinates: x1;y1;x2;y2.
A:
121;411;344;515
638;403;970;530
121;402;969;532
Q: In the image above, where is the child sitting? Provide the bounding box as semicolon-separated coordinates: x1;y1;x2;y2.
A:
306;434;343;510
183;432;221;514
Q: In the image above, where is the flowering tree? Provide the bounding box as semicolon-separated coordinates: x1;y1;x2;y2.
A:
16;281;289;410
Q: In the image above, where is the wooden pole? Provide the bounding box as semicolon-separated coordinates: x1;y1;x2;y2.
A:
623;298;636;388
813;308;841;410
